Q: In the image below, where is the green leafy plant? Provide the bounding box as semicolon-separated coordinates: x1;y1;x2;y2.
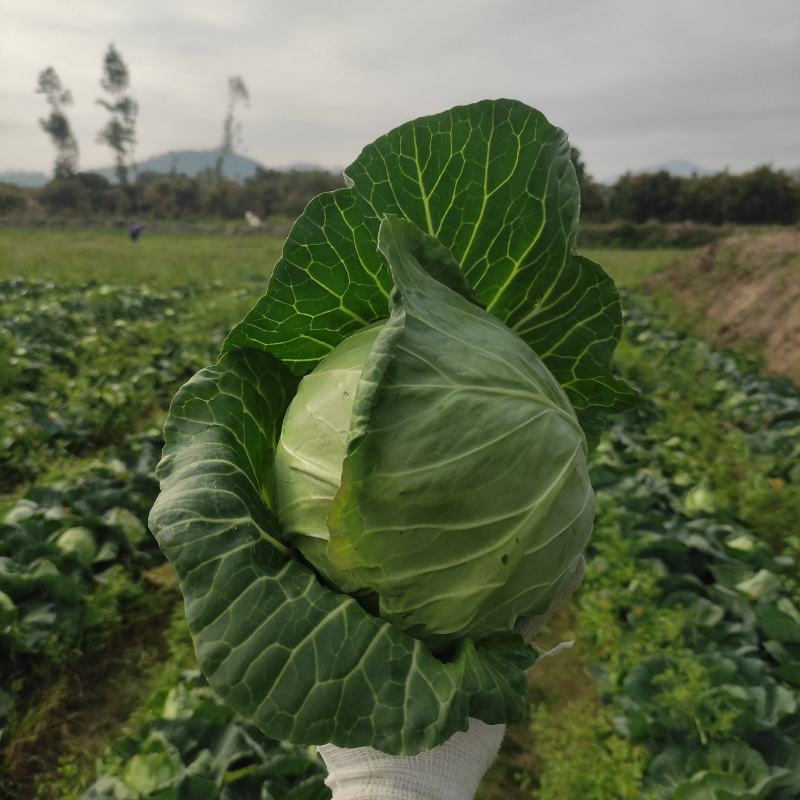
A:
82;670;328;800
149;99;633;754
0;272;266;490
0;432;164;747
556;299;800;799
531;700;651;800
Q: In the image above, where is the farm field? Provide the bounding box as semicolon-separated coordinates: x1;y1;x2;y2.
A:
0;230;798;799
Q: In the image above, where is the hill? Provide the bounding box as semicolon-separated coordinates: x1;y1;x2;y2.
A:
0;170;50;187
94;149;265;182
0;150;336;187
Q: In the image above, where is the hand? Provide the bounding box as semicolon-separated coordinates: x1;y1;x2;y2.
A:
318;717;505;800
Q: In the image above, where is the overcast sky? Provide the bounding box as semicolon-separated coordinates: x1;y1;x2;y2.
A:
1;0;798;179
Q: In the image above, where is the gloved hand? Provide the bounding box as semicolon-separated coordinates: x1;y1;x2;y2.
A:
318;556;586;799
318;717;505;800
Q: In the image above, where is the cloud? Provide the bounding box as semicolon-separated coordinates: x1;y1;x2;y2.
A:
1;0;798;177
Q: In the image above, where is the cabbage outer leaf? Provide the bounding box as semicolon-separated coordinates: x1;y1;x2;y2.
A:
149;348;535;754
223;99;634;445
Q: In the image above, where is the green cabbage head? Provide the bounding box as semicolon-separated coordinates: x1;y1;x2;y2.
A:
273;222;595;648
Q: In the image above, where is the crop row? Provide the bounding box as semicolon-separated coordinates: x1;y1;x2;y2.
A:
534;296;800;798
0;423;332;798
0;278;249;488
81;668;328;800
617;300;800;554
0;431;164;746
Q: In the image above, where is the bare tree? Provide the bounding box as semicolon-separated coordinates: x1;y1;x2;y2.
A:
214;75;249;180
96;44;138;184
36;67;79;178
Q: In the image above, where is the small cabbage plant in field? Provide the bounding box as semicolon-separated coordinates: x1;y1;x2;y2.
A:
149;99;635;754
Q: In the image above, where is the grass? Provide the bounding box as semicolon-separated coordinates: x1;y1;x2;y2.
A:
581;247;683;290
0;228;282;287
476;609;586;799
530;701;649;800
0;229;678;291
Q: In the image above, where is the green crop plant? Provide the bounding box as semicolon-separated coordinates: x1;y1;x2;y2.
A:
148;99;635;754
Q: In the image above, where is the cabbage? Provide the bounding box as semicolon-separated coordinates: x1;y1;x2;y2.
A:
55;526;97;566
274;220;594;648
149;99;634;755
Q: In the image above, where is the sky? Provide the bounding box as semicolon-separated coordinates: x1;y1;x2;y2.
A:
1;0;798;180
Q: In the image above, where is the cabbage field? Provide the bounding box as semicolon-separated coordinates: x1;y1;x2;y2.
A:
0;231;798;799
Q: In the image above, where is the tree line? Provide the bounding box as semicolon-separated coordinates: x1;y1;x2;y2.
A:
0;45;347;221
573;149;799;225
4;156;794;226
2;47;797;226
0;167;342;220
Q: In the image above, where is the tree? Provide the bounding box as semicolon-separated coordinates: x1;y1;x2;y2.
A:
139;173;201;218
0;183;27;216
242;168;343;218
214;76;249;181
609;171;683;222
678;172;736;224
36;67;79;178
96;45;138;184
38;172;120;216
729;166;798;224
570;147;606;219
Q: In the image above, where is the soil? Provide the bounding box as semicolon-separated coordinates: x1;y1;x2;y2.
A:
646;230;800;384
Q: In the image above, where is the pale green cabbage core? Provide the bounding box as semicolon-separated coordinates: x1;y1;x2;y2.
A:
274;322;384;594
273;320;594;645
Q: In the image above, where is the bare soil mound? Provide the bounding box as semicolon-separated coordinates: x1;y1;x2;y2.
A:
647;230;800;384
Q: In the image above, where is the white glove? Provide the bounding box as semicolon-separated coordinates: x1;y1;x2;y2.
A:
318;717;504;800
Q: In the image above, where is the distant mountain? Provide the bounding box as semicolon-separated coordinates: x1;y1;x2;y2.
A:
0;150;338;187
99;149;266;182
0;170;49;187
